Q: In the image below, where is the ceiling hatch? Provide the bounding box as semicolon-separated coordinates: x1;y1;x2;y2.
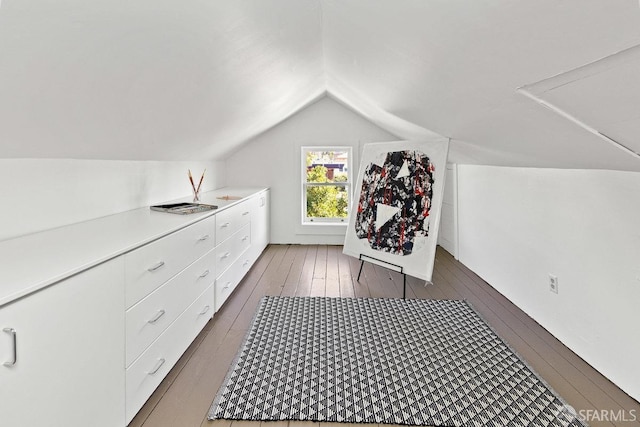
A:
518;44;640;159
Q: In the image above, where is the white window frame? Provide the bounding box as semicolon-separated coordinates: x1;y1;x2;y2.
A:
301;146;353;225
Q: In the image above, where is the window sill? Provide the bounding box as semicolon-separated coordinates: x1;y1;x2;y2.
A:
296;221;348;236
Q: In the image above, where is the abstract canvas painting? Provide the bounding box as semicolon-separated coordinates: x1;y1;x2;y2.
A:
343;140;449;282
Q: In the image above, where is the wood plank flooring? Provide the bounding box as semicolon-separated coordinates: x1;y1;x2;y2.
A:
129;245;640;427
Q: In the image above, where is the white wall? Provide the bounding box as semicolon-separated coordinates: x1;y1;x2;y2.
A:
0;159;225;241
437;164;458;258
225;95;397;244
457;165;640;401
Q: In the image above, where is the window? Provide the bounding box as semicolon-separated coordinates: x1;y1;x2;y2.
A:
302;147;352;224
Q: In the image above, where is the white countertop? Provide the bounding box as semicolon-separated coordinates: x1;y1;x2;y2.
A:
0;187;267;307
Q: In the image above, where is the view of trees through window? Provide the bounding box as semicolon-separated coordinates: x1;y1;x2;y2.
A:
304;149;351;221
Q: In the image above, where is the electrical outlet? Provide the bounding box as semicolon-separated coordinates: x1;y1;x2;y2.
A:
549;274;559;294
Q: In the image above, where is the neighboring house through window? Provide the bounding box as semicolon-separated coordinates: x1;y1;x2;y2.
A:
302;147;352;224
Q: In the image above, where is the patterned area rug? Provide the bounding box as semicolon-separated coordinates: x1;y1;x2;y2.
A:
208;296;587;426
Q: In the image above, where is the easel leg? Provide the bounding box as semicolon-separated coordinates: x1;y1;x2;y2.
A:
403;274;406;300
356;255;406;298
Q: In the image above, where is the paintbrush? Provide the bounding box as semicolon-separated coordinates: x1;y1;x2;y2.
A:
196;169;206;194
188;169;197;193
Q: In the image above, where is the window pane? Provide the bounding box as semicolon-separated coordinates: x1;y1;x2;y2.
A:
306;184;349;219
306;150;349;183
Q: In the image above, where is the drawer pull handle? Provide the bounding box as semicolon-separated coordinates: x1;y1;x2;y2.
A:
148;358;166;375
198;234;210;241
199;269;210;278
147;261;165;272
220;252;231;260
199;305;211;316
242;211;250;216
242;236;249;242
220;222;230;228
3;328;17;367
223;281;231;290
243;260;250;267
147;309;166;324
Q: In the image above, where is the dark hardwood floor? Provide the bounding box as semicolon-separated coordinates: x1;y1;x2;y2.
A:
129;245;640;427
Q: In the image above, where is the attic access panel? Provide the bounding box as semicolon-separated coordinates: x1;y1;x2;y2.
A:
518;45;640;159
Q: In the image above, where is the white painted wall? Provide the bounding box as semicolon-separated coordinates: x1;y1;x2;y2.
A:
437;164;458;258
225;95;397;244
0;159;225;241
457;165;640;401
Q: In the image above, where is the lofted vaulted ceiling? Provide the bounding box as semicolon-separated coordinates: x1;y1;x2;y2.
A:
0;0;639;170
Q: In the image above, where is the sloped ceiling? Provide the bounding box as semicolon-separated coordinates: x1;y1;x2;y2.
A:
0;0;639;171
0;0;325;160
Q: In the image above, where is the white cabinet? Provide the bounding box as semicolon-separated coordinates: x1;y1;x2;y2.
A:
215;223;250;275
125;285;213;422
250;189;270;262
0;187;269;427
215;251;253;311
125;247;217;366
212;192;269;312
125;189;268;422
124;215;216;423
215;202;251;246
124;216;216;309
0;259;125;427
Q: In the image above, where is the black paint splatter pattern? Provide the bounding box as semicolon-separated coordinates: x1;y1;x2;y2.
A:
355;150;435;255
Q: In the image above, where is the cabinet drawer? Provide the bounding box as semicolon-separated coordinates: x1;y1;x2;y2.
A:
125;285;214;424
125;248;216;366
215;200;251;245
125;216;215;308
214;252;252;311
215;223;251;276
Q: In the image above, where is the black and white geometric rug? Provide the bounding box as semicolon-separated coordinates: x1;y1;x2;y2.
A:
208;296;587;426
